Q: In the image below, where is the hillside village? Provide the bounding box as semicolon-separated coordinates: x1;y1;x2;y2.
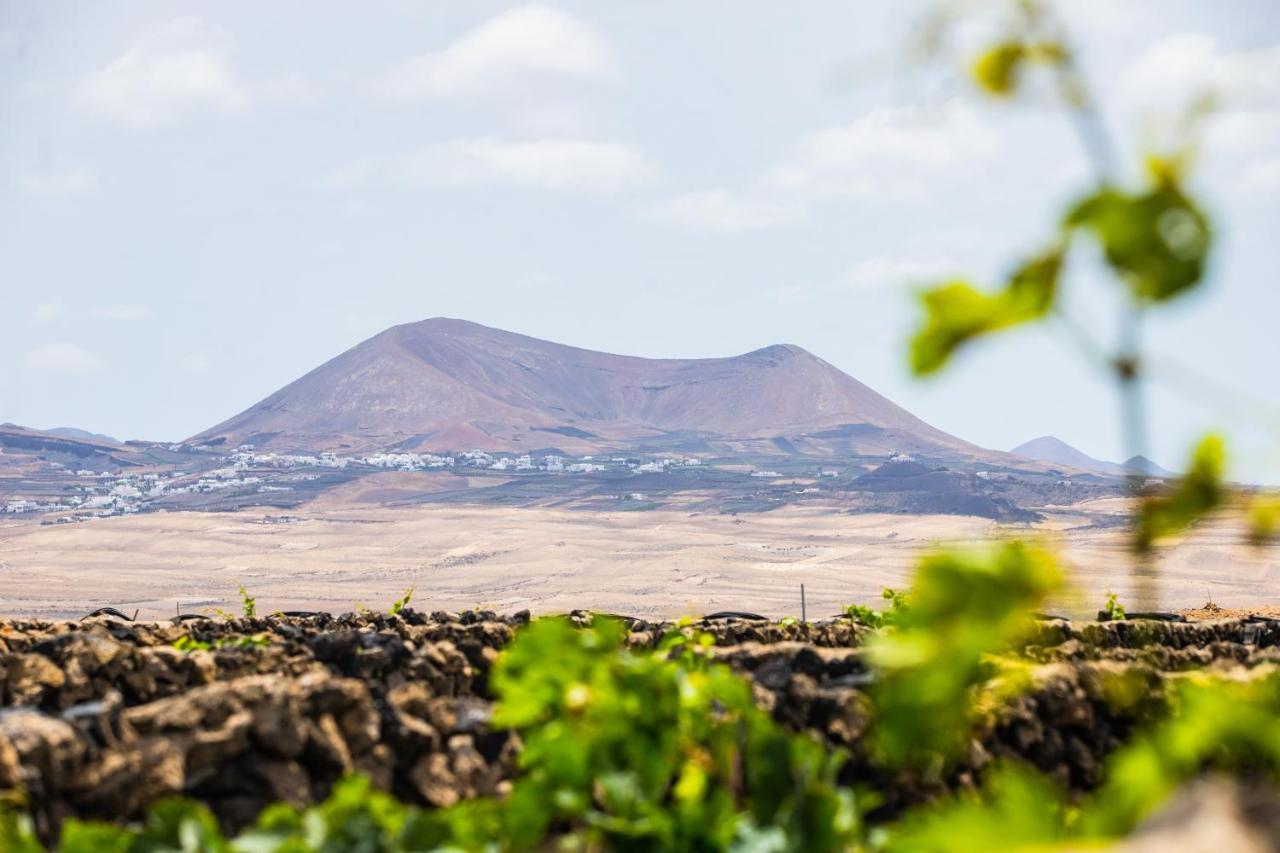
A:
1;444;820;522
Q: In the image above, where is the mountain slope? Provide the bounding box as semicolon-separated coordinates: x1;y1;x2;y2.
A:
193;318;979;455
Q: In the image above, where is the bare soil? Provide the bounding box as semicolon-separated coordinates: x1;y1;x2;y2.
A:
1;503;1275;622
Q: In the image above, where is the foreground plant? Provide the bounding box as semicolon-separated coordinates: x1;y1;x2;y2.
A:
413;616;857;850
9;617;857;852
886;672;1280;851
866;542;1061;768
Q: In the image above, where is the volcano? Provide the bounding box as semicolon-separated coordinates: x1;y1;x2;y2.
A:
193;318;979;457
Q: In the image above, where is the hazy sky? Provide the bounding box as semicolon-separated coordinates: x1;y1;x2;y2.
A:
3;1;1278;480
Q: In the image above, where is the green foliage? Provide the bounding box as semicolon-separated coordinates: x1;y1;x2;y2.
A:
389;588;414;616
235;775;410;851
1135;434;1226;552
173;633;269;653
238;585;256;618
1102;591;1126;621
867;541;1061;767
58;798;229;852
9;591;1280;853
910;157;1213;377
846;587;909;629
1247;494;1280;546
884;672;1280;850
1079;673;1280;836
459;616;857;850
1065;163;1212;303
971;42;1026;95
172;635;211;653
971;39;1066;96
0;808;42;853
885;762;1067;851
909;247;1061;375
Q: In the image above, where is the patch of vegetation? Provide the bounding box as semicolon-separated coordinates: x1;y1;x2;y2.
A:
172;633;269;653
238;585;256;618
1101;591;1127;622
845;587;908;629
389;587;414;616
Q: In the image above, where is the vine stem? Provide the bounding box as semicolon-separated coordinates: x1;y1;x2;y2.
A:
1046;4;1158;608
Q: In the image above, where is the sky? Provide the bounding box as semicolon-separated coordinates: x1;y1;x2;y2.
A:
2;1;1278;481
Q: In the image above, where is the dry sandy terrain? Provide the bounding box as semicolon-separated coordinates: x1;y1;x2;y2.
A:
1;501;1276;621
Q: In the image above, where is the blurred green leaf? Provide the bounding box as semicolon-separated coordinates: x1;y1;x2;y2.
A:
868;541;1062;766
887;762;1067;851
0;808;43;853
910;247;1060;375
1247;494;1280;546
971;38;1068;98
1135;434;1226;552
1065;169;1211;302
972;42;1026;95
1080;673;1280;837
887;672;1280;849
482;616;857;850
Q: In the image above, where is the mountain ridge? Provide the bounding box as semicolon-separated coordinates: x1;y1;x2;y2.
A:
193;317;981;457
1011;435;1177;478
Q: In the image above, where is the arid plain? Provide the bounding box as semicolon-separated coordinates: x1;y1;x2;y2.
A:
2;498;1275;621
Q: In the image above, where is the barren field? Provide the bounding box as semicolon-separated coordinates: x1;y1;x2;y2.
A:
1;500;1275;620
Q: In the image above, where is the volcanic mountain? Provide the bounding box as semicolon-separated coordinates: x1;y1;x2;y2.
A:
1011;436;1178;478
192;318;980;457
1011;436;1126;476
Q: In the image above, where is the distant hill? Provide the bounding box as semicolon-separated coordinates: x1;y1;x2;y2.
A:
1010;436;1125;475
193;317;984;457
1120;455;1178;479
43;426;121;445
1011;436;1176;478
0;423;133;471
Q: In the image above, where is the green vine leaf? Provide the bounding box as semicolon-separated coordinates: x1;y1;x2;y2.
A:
1135;435;1227;552
909;247;1062;376
1065;167;1212;302
972;42;1027;95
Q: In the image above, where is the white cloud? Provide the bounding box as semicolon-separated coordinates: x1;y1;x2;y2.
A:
33;302;64;321
406;138;655;191
23;342;104;374
1123;36;1280;197
765;102;999;200
378;5;617;100
329;138;656;194
844;257;963;290
19;169;98;198
76;17;247;127
649;189;804;233
94;305;154;321
651;102;998;232
1124;35;1280;113
1206;109;1280;154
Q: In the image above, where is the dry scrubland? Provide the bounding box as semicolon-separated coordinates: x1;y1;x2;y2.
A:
1;499;1275;620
